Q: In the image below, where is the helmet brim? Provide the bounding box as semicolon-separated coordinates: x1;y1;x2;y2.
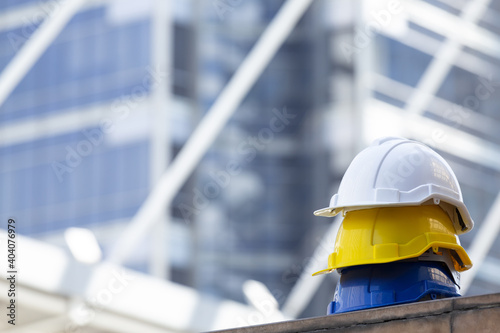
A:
313;196;474;235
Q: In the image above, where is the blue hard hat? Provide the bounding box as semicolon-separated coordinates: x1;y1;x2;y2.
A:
328;261;460;314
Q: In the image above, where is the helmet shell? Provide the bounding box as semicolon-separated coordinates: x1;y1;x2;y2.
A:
314;137;474;234
327;261;461;314
313;206;472;276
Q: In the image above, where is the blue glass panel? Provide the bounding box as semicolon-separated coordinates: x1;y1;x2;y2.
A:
0;6;151;124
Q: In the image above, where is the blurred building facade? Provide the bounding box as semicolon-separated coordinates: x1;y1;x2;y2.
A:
190;0;331;304
1;0;500;324
0;0;333;313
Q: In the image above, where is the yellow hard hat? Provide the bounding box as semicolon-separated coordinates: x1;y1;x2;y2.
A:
313;205;472;276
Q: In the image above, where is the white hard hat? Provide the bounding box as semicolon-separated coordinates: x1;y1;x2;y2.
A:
314;137;474;234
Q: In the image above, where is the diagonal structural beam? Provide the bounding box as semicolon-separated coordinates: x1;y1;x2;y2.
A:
149;0;172;279
0;0;86;109
404;0;491;119
371;73;500;147
367;98;500;172
108;0;314;264
461;191;500;293
405;0;500;60
281;216;342;318
402;0;500;294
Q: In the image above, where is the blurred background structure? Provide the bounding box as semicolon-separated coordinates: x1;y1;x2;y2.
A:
1;0;500;332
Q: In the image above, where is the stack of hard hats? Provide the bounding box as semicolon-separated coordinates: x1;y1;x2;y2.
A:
313;137;473;314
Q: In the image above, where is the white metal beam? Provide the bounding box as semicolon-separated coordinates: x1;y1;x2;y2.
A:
366;98;500;172
0;0;107;33
0;102;115;147
108;0;314;265
0;0;86;109
149;0;173;280
281;216;342;318
474;256;500;287
379;24;496;80
0;231;274;332
461;192;500;293
370;73;500;144
403;0;492;120
405;0;500;59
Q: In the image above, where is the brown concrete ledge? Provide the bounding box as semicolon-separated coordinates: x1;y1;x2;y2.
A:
210;293;500;333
